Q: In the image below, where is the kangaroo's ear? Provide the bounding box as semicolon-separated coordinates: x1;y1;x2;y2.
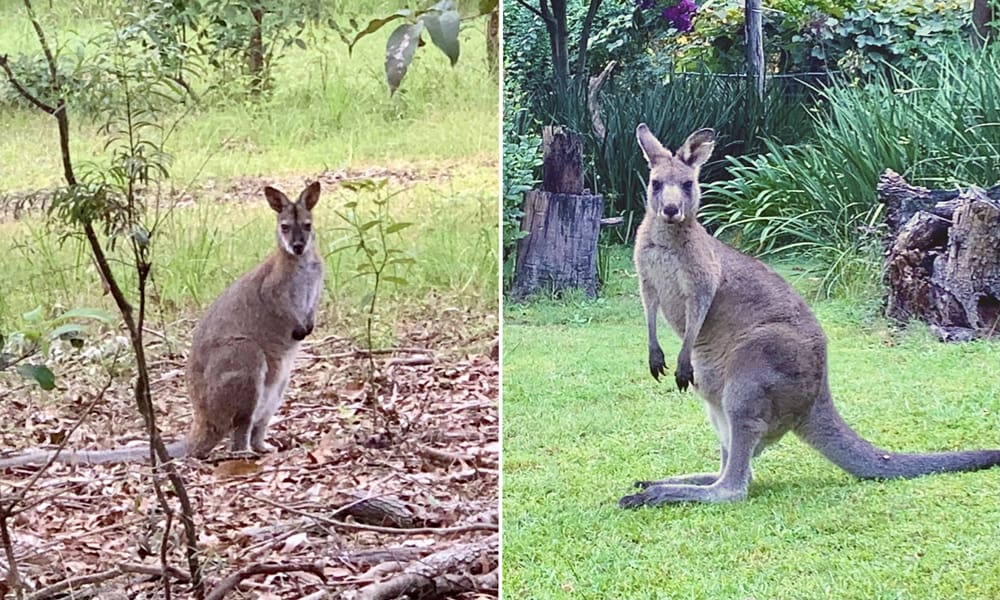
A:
264;186;289;213
636;123;671;165
298;181;321;211
677;128;715;168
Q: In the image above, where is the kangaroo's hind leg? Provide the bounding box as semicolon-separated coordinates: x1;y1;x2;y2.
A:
634;402;731;489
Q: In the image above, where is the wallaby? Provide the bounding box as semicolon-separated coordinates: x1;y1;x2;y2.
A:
620;125;1000;508
0;183;324;469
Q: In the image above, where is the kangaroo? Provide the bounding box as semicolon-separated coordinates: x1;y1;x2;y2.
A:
620;125;1000;508
0;183;324;469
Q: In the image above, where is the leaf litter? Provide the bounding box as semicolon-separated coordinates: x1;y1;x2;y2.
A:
0;306;498;599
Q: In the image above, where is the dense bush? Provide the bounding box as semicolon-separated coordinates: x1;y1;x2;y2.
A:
702;44;1000;296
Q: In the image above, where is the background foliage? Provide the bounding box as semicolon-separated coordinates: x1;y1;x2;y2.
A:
503;0;999;297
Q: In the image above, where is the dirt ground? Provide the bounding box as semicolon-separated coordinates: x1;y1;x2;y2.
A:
0;304;499;598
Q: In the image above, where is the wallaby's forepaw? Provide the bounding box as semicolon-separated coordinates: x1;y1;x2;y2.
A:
649;346;667;380
675;358;694;391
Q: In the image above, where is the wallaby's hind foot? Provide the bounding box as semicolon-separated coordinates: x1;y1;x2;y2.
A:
251;438;277;454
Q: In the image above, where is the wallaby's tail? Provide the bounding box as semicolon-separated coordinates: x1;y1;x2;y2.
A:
0;440;188;470
796;395;1000;479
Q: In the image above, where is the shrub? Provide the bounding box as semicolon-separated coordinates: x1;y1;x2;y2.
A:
702;44;1000;296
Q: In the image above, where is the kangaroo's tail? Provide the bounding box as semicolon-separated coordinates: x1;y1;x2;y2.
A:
0;440;189;470
795;394;1000;479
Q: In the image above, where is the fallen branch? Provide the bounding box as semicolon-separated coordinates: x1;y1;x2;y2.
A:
250;494;497;535
357;535;499;600
203;562;326;600
28;563;190;600
588;60;617;141
416;444;495;468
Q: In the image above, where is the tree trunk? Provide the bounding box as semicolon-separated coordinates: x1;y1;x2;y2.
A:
745;0;764;100
879;169;1000;341
246;4;265;93
513;126;602;299
542;125;583;194
972;0;994;48
486;9;499;76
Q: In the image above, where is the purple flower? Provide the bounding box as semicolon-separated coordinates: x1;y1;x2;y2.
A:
659;0;698;33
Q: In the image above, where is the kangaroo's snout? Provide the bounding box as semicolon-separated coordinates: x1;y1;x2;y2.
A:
660;204;684;223
292;242;306;255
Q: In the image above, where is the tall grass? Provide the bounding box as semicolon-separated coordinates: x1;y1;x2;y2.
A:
703;44;1000;297
0;4;499;189
518;73;819;243
0;175;497;333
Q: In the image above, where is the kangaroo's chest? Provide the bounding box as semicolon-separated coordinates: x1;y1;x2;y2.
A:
638;244;695;335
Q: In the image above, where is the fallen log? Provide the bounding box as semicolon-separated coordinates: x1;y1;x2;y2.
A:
356;534;498;600
879;169;1000;341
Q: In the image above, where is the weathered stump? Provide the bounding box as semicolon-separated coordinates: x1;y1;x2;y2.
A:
512;126;603;300
879;169;1000;341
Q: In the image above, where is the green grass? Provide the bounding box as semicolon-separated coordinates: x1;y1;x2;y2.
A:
0;2;498;188
0;168;497;332
502;246;1000;599
0;2;498;333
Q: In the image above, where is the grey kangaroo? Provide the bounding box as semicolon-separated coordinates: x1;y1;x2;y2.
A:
0;183;324;469
620;124;1000;508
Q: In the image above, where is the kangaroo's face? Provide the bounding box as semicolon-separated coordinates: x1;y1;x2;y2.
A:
264;182;321;256
636;125;715;225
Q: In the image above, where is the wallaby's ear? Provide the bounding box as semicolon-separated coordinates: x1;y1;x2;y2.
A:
677;128;715;168
264;186;289;213
298;181;321;211
636;123;671;165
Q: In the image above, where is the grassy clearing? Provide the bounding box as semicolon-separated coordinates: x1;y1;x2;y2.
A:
502;245;1000;599
0;2;498;189
0;2;498;336
0;167;497;335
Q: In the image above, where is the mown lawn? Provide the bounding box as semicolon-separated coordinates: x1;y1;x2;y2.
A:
502;246;1000;599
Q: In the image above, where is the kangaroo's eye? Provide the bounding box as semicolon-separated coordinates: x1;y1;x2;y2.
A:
302;223;312;232
682;181;694;195
651;180;663;193
280;224;291;232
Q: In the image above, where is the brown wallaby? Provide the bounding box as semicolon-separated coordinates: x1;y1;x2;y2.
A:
0;183;324;469
620;125;1000;508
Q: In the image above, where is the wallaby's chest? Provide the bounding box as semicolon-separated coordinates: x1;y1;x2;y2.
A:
283;260;323;317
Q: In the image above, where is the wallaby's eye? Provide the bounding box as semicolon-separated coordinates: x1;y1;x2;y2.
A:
682;181;694;195
302;223;312;232
651;180;663;193
280;224;291;233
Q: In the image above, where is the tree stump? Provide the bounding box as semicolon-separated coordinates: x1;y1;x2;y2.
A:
879;169;1000;341
512;126;603;300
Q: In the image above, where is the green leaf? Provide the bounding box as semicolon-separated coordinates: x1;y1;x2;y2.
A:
382;275;409;286
420;9;460;66
17;364;56;390
385;21;425;94
22;306;44;323
57;307;117;324
350;10;412;54
359;292;374;308
49;323;88;340
385;222;413;234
